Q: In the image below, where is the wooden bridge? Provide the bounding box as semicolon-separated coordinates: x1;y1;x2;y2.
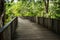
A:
0;0;60;40
0;17;60;40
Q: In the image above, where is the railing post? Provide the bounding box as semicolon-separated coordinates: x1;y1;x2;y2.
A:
0;17;18;40
10;17;18;40
15;17;18;29
0;32;4;40
11;22;12;40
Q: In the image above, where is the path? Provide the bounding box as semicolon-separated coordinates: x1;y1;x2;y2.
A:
14;17;60;40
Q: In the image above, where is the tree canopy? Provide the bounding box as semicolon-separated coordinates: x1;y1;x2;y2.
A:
5;0;60;22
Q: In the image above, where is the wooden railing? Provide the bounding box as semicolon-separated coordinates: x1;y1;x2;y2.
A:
0;17;18;40
23;16;60;34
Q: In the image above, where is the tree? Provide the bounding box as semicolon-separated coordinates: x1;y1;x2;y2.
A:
44;0;49;13
0;0;5;26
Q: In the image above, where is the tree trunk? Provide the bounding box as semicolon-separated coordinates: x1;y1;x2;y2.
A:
46;0;49;13
44;0;49;13
0;0;5;26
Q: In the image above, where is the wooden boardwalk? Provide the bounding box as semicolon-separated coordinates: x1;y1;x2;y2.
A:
14;17;60;40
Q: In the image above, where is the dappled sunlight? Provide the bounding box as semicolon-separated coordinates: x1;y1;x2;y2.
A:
0;0;60;40
5;0;60;23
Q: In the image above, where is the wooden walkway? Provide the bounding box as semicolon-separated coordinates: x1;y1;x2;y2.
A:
14;17;60;40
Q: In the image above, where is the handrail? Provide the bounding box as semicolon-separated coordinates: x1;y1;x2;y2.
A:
0;17;18;40
0;17;16;32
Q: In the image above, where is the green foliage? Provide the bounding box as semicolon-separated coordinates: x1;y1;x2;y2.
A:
5;0;60;23
5;1;22;22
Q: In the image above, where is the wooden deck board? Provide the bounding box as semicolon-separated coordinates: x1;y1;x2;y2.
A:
14;17;60;40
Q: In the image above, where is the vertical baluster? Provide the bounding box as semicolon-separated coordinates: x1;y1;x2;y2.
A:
0;17;17;40
0;32;4;40
11;22;13;40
